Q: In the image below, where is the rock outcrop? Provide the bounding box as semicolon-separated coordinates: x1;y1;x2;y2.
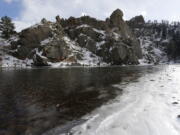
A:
127;15;145;28
14;24;53;59
33;54;49;66
62;9;142;65
127;15;178;64
42;39;72;62
6;9;143;67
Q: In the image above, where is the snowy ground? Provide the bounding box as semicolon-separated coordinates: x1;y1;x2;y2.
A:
69;65;180;135
0;47;33;68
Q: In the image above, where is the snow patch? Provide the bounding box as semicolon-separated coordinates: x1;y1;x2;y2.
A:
92;28;105;35
41;38;53;46
139;37;168;65
96;41;105;50
0;54;32;68
76;24;90;29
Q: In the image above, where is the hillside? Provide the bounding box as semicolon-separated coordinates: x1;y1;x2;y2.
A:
128;16;180;64
0;9;142;67
1;9;180;68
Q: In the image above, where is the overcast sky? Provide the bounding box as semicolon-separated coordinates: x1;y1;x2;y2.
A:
1;0;180;31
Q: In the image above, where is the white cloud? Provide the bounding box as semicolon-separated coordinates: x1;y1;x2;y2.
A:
14;21;33;32
81;12;88;16
14;0;180;31
141;11;147;17
3;0;13;3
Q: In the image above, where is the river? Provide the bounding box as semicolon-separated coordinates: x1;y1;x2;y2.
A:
0;65;169;135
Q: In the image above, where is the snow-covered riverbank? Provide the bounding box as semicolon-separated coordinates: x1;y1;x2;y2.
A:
69;65;180;135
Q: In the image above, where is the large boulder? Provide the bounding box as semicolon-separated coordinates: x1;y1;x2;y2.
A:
111;45;139;65
10;23;53;60
109;9;133;39
33;54;49;66
12;22;66;61
16;46;32;59
128;15;145;28
19;24;52;49
109;9;124;27
43;39;72;62
109;9;143;58
111;44;128;65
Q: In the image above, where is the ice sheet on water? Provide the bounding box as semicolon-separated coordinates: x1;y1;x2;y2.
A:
69;65;180;135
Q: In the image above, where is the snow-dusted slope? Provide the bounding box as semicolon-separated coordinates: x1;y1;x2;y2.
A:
0;54;32;68
47;36;107;67
131;21;180;65
0;35;32;68
139;36;168;65
1;9;143;68
69;65;180;135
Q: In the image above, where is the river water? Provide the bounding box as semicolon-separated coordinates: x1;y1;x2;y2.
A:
0;66;163;135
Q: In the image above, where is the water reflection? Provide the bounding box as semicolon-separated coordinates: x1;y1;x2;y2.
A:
0;66;161;135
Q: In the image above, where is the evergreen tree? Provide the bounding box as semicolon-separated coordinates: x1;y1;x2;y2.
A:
0;16;15;39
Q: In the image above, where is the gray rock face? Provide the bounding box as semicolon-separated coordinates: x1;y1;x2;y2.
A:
109;9;131;38
128;15;145;28
63;9;142;65
109;9;142;59
43;39;72;62
10;24;53;59
61;16;109;31
17;46;32;59
67;26;104;54
109;9;124;27
128;16;172;64
19;24;52;49
111;44;128;64
8;9;143;66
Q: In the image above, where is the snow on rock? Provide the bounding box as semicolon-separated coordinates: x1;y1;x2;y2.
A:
139;36;168;65
0;43;32;68
0;34;19;47
40;36;108;68
41;38;53;46
77;48;106;66
113;32;121;40
0;54;32;68
0;38;11;46
76;24;90;29
63;36;81;52
0;32;28;68
1;10;144;67
92;28;105;35
66;37;107;66
69;65;180;135
96;41;105;50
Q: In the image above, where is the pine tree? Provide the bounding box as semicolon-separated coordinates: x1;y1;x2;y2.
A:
0;16;15;39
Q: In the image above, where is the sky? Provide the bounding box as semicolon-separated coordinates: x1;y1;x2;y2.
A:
1;0;180;31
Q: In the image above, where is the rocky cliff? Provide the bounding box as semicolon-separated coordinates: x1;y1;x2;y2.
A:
0;9;143;67
128;16;180;64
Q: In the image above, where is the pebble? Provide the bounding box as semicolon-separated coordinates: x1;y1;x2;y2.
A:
56;104;60;108
172;102;178;104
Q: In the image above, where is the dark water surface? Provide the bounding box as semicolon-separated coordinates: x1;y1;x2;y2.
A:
0;66;162;135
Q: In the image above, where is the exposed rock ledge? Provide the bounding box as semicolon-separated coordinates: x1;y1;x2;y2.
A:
0;9;142;67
